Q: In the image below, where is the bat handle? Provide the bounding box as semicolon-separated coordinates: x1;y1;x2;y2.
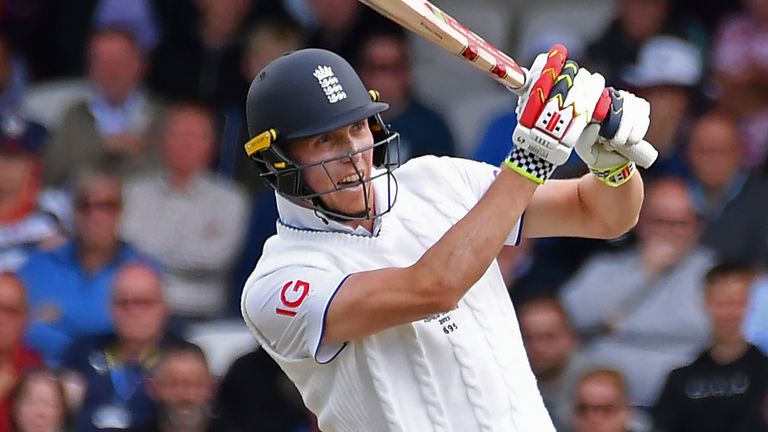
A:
592;89;658;169
615;140;658;169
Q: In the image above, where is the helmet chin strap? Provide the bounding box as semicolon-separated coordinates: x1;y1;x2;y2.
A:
311;203;370;224
308;183;375;224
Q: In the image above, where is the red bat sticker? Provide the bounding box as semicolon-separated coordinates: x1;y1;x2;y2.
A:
422;2;519;79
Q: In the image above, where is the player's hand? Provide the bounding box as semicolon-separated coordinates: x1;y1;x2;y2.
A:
506;45;605;184
575;88;653;187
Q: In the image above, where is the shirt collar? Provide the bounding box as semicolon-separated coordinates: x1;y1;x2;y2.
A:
275;168;395;237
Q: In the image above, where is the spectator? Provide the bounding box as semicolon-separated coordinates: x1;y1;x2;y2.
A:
211;348;314;432
586;0;705;85
621;35;703;176
122;102;249;320
560;177;714;407
653;262;768;432
19;168;146;367
48;0;206;79
711;0;768;171
0;114;70;272
571;369;633;432
10;368;69;432
519;297;593;432
222;17;304;193
54;0;163;73
60;262;180;432
241;17;304;83
685;112;768;263
305;0;389;62
130;342;215;432
0;273;43;432
44;27;163;187
357;29;455;161
147;0;258;109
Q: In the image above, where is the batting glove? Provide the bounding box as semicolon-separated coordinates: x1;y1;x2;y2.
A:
575;88;653;187
506;45;605;184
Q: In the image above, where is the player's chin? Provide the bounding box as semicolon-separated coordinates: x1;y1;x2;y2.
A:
328;194;369;215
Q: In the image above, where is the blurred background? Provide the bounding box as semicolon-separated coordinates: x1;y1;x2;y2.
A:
1;0;767;431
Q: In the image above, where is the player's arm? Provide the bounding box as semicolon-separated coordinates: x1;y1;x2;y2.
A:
522;173;643;239
324;167;538;343
524;88;652;239
324;47;617;344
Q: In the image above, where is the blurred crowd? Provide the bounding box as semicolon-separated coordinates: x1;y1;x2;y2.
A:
0;0;767;431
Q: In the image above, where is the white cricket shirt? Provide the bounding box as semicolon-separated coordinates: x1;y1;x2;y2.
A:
242;156;554;432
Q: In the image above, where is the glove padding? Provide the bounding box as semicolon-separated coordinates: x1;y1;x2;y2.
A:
575;88;652;187
507;46;605;183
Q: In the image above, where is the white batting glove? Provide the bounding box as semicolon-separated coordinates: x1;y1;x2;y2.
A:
575;89;653;187
506;45;605;184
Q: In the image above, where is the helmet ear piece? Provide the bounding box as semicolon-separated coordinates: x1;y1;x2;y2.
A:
367;89;396;168
370;113;391;167
245;129;304;196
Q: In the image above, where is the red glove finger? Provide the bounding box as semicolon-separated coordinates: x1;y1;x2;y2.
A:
519;44;568;128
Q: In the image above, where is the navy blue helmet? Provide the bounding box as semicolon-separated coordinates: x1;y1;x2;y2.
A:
244;48;400;221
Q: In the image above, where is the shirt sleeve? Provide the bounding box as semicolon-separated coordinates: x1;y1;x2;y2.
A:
242;267;349;364
442;156;523;246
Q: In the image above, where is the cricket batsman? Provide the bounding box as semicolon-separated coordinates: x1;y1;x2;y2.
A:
240;45;652;431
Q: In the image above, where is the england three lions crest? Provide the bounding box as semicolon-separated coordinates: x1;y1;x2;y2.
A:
314;65;347;104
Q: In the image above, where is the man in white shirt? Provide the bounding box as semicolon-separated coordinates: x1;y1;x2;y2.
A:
122;102;249;319
241;46;653;431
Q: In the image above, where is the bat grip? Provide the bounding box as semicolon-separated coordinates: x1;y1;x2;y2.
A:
615;140;658;169
592;89;658;169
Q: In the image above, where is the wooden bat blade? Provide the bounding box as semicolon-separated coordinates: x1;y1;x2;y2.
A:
358;0;527;91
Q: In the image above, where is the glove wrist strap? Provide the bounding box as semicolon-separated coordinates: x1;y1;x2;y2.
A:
590;160;636;187
504;147;557;184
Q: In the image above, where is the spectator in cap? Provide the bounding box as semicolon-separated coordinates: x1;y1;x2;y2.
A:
0;114;70;272
585;0;706;85
621;35;703;177
44;26;164;187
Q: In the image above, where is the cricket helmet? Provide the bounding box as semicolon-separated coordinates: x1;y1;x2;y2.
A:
244;48;400;221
